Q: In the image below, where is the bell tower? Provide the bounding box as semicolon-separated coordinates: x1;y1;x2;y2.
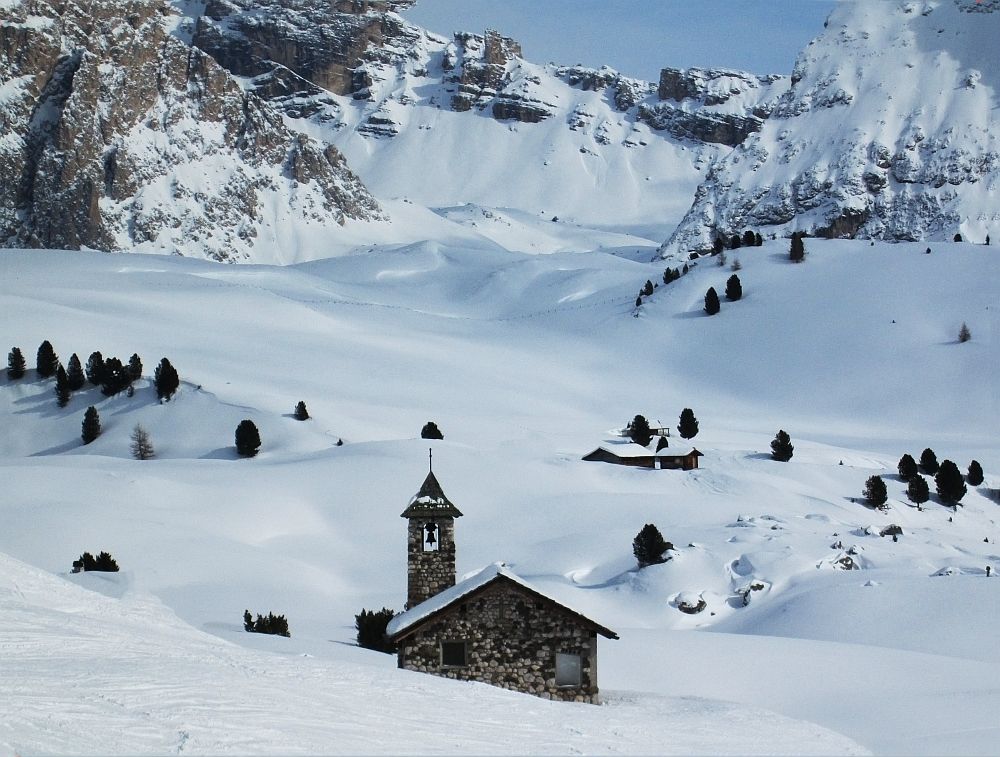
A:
401;452;463;609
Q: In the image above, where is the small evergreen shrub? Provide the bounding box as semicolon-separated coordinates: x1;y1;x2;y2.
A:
967;460;984;487
7;347;26;380
72;551;119;573
235;420;261;457
863;475;888;509
243;610;290;637
633;524;673;569
421;421;444;440
356;607;397;653
629;414;653;446
294;401;309;421
771;430;794;462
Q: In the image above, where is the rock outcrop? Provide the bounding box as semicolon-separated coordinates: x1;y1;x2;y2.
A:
659;0;1000;257
0;0;382;261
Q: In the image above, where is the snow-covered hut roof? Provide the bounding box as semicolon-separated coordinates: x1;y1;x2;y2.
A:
386;562;618;640
400;470;463;519
588;439;666;458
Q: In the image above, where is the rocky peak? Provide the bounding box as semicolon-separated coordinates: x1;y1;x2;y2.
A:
0;0;382;261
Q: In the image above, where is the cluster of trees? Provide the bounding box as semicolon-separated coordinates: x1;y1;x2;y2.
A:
896;449;981;507
635;264;691;308
71;551;119;573
714;229;763;252
243;610;290;637
627;409;698;447
633;523;674;568
355;607;397;653
704;274;743;315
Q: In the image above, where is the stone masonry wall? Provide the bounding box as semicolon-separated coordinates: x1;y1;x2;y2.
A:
406;518;456;609
398;582;600;703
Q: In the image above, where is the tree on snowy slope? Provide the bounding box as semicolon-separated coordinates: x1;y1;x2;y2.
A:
128;353;143;382
154;357;179;401
789;233;805;263
864;475;888;509
920;448;939;475
677;408;699;440
725;274;742;301
235;419;261;457
633;524;673;569
66;353;86;391
55;364;71;407
130;424;155;460
770;430;794;462
897;453;918;482
629;414;654;446
81;406;101;444
907;475;929;508
935;460;967;504
36;340;58;378
86;351;106;386
421;421;444;440
7;347;26;379
704;287;720;315
967;460;984;487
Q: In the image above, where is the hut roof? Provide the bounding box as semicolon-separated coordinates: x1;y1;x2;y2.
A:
386;562;618;641
400;471;463;519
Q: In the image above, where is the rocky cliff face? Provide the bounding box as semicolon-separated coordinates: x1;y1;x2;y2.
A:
0;0;382;261
659;0;1000;257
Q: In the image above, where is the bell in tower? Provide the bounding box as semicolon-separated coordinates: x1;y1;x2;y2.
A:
400;451;463;609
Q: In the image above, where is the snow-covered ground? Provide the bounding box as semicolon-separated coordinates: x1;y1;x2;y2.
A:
1;235;997;754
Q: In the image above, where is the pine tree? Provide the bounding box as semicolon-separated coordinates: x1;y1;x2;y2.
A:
243;610;254;632
154;357;179;401
953;233;962;242
907;474;929;507
355;607;397;653
81;406;101;444
742;230;755;247
730;234;741;250
36;340;59;378
656;436;669;452
754;232;763;247
294;401;309;421
7;347;26;379
919;448;939;475
713;236;725;255
235;419;261;457
677;408;699;440
55;364;71;407
633;524;673;569
629;414;653;446
635;295;642;308
725;273;743;301
642;279;654;296
704;287;720;315
897;453;918;482
130;424;154;460
127;353;143;382
958;322;971;343
771;429;794;462
863;475;888;509
935;459;967;504
101;357;131;396
789;233;805;263
967;460;984;487
421;421;444;440
86;351;106;386
66;353;85;390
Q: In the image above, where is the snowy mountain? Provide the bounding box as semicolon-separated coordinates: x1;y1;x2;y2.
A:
660;0;1000;257
0;0;382;262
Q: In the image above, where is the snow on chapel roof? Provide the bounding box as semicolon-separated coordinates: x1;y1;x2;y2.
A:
386;562;618;640
400;470;463;519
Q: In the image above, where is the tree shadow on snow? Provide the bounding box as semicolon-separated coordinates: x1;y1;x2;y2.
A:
30;438;85;456
199;447;241;460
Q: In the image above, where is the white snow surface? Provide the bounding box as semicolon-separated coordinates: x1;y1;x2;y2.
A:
1;234;998;754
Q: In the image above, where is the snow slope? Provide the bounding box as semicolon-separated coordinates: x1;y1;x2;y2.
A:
1;236;997;753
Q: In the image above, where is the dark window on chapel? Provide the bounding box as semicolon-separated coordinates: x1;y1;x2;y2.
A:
441;641;467;667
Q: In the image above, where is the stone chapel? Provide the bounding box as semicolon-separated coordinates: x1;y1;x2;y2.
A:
385;462;618;703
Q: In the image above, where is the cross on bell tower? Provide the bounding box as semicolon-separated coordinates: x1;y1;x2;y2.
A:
400;450;463;609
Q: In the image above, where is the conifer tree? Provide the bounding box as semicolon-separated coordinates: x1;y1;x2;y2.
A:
713;236;725;255
154;357;179;401
742;230;755;247
953;233;962;242
7;347;26;379
754;232;763;246
897;453;918;482
958;322;971;343
725;274;743;301
66;353;85;390
81;406;101;444
130;424;154;460
704;287;720;315
677;408;699;440
730;234;741;250
86;351;106;386
421;421;444;440
864;475;888;509
635;296;642;308
294;401;309;421
235;419;261;457
935;460;967;504
907;474;929;507
919;448;939;475
633;524;673;569
771;429;794;461
55;364;71;407
656;436;669;452
127;353;143;382
642;279;654;297
789;233;805;263
355;607;397;653
967;460;984;487
629;414;653;447
36;340;59;378
101;357;131;396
